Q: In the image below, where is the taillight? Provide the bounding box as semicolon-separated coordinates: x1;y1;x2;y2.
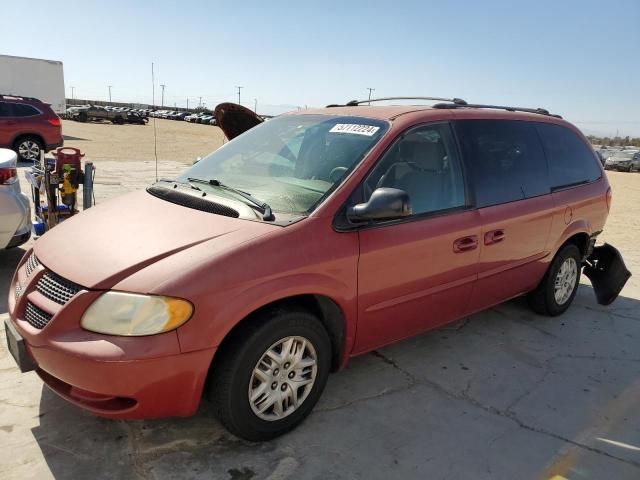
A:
0;167;17;184
47;116;62;127
606;187;612;212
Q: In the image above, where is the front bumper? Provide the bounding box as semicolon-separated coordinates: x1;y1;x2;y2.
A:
7;251;216;419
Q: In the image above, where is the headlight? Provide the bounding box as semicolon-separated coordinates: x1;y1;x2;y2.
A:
81;292;193;336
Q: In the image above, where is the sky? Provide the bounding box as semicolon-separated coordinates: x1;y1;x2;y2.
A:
3;0;639;136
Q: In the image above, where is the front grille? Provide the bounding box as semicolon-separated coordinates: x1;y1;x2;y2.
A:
14;283;22;300
25;253;39;276
25;301;53;329
36;271;82;305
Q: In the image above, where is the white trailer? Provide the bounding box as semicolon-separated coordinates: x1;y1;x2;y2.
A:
0;54;66;114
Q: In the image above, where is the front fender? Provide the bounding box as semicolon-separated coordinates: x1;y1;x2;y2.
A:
177;272;357;360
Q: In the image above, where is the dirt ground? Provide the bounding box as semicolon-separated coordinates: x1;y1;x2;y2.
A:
61;118;226;164
1;123;639;479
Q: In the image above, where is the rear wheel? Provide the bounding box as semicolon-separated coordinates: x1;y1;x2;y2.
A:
208;308;331;441
14;136;43;162
528;244;581;316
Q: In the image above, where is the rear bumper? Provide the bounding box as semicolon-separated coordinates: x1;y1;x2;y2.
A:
6;230;31;248
0;189;30;249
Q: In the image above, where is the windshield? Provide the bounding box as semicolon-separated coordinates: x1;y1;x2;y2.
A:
180;114;388;216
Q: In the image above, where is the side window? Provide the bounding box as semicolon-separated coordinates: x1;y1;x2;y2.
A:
11;103;40;117
365;123;465;215
0;102;11;117
455;120;549;208
535;123;601;189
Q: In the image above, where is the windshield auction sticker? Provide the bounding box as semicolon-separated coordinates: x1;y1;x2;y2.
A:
329;124;380;136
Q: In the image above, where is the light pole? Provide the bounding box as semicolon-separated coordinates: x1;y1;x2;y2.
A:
254;98;257;113
367;87;375;105
160;84;166;107
236;86;243;105
70;86;75;100
108;85;112;103
186;98;189;110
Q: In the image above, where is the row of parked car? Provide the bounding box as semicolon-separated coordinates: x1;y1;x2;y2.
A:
597;147;640;172
149;110;217;125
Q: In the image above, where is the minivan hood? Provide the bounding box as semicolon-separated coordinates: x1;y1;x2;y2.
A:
214;102;263;140
34;189;277;289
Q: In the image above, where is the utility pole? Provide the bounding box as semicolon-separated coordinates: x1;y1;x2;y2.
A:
236;86;243;105
186;98;189;110
160;84;166;107
199;96;202;108
367;87;375;105
108;85;112;103
254;98;257;113
70;86;75;100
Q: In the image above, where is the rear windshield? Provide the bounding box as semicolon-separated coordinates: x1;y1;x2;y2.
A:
181;114;388;215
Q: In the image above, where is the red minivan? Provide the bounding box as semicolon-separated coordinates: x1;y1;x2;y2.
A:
6;98;629;441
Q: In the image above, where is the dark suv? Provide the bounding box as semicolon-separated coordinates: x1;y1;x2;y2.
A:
0;94;63;162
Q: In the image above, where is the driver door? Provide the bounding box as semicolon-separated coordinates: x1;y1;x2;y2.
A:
353;123;481;354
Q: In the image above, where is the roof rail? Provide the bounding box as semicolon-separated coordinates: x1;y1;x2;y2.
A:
0;94;42;103
432;102;562;119
327;96;468;108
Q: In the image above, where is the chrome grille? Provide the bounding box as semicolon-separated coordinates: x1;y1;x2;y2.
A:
36;271;81;305
25;253;39;276
25;302;53;329
14;283;23;299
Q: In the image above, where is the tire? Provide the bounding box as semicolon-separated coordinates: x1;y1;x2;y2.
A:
528;244;581;316
14;136;44;162
208;308;331;441
77;112;88;123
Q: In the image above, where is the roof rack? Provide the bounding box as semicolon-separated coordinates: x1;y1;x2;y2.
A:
0;94;42;103
432;102;562;119
326;96;468;108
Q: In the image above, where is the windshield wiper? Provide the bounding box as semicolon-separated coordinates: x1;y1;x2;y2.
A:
188;177;275;221
157;178;201;191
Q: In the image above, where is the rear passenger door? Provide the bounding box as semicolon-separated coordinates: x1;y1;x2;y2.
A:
454;119;554;313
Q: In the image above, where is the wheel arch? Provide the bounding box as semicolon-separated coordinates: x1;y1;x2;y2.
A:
213;294;347;373
12;132;45;150
552;220;591;260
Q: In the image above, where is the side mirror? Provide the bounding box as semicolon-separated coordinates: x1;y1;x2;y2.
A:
347;187;411;222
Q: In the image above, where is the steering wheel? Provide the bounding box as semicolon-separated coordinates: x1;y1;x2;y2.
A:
329;166;348;183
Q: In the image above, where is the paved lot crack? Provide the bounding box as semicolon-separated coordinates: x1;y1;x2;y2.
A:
317;351;640;470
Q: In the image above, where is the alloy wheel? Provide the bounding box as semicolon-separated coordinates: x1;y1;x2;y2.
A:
554;257;578;305
248;336;317;421
18;140;40;161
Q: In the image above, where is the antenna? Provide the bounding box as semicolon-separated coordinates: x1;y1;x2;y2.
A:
152;63;158;181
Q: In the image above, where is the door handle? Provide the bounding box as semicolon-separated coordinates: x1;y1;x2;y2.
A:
453;235;478;253
484;229;505;245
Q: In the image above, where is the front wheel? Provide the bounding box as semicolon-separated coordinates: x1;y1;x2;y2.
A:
528;244;581;316
208;309;331;441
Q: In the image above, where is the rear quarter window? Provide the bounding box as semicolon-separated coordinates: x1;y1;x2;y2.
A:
11;103;40;117
535;123;601;189
455;119;549;208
